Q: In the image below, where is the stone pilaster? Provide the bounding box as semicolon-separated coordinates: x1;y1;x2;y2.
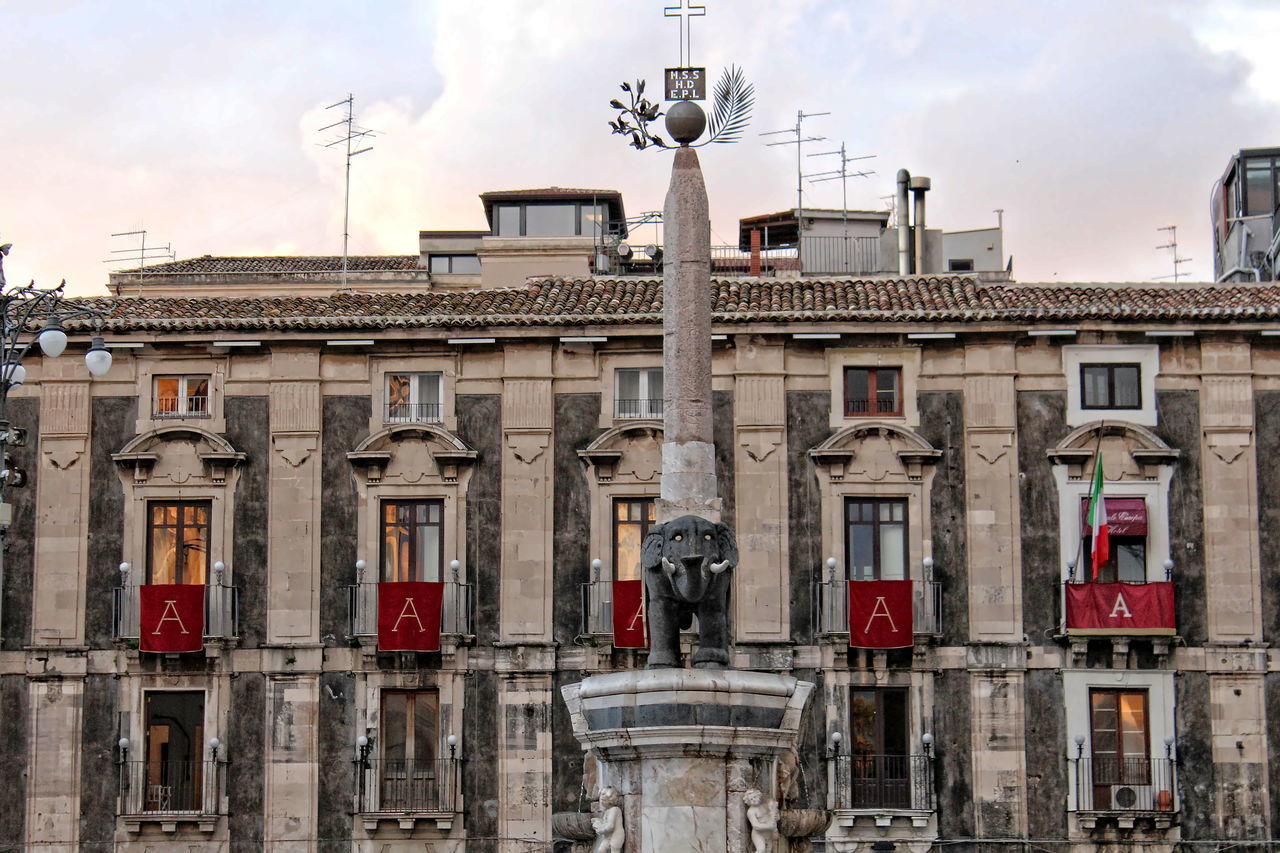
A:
25;672;84;849
1210;670;1269;838
734;341;788;641
968;647;1028;840
1200;342;1260;641
267;352;322;643
499;344;553;642
962;344;1022;641
30;372;91;646
496;647;555;852
264;670;319;850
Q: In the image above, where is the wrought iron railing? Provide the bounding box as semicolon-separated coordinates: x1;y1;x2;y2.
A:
347;581;474;639
112;582;239;641
581;581;615;635
356;758;458;814
831;753;934;811
813;580;942;636
154;395;211;418
843;397;902;417
614;398;663;419
800;236;882;275
385;401;443;423
119;759;221;815
1072;756;1177;812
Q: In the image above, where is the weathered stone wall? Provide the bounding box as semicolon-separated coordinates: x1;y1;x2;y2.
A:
76;673;117;852
786;390;833;645
1016;390;1066;647
458;395;502;645
1023;668;1067;840
551;393;600;647
934;668;975;839
713;388;735;526
0;397;37;651
1257;390;1280;644
0;674;28;848
1176;670;1216;840
227;671;266;849
319;395;367;645
1156;389;1206;643
84;397;134;647
225;396;269;649
316;671;355;853
919;390;968;646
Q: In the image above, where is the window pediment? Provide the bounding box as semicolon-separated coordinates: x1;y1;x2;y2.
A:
578;423;663;484
1047;421;1179;481
809;423;940;482
112;426;245;485
348;424;476;485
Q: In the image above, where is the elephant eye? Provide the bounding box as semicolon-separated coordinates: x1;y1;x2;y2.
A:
704;534;712;540
674;534;682;541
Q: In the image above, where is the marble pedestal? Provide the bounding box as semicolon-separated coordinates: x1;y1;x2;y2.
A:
561;669;813;853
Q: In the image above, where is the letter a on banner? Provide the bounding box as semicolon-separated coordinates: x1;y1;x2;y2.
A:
848;580;914;649
612;579;647;648
378;581;444;651
140;584;206;653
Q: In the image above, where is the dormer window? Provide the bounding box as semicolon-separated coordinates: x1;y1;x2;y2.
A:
493;202;611;237
154;375;211;419
387;373;443;423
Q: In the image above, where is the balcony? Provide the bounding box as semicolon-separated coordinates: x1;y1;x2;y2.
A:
1071;756;1178;831
813;579;942;638
357;758;459;830
614;397;663;420
843;397;902;417
831;753;935;814
113;581;239;645
385;401;443;423
154;395;211;419
581;580;616;636
347;581;474;645
119;759;222;833
1064;581;1175;637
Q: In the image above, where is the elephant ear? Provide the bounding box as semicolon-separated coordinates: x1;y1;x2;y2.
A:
715;522;739;567
641;522;667;571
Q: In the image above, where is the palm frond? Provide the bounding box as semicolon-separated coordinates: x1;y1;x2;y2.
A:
702;65;754;146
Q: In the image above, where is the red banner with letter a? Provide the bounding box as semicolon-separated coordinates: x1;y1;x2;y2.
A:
848;580;914;649
140;584;205;653
1065;581;1175;635
378;581;444;651
612;579;647;648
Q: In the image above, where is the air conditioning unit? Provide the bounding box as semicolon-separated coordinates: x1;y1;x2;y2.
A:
1110;784;1139;809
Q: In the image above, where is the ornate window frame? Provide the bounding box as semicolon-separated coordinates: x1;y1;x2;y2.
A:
135;357;228;435
596;351;663;429
826;347;922;429
1063;345;1159;428
369;354;458;435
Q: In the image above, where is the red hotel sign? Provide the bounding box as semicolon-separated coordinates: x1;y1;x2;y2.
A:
612;579;647;648
140;584;205;653
378;581;444;651
1065;581;1175;635
1081;497;1147;536
848;580;914;649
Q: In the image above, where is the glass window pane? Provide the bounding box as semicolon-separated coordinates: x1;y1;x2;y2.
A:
1246;160;1272;216
849;690;876;753
615;520;643;582
1116;539;1145;582
846;369;869;414
420;373;442;406
617;369;640;400
429;255;451;273
849;522;874;581
1113;366;1140;408
383;693;408;762
387;375;411;408
1082;366;1108;407
524;204;577;237
496;205;521;236
646;368;663;401
151;524;177;585
880;523;906;580
452;254;480;274
881;689;909;755
420;524;440;582
580;204;606;240
411;692;438;763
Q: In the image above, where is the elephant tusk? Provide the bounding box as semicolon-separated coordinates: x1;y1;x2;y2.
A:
709;560;731;574
661;556;677;574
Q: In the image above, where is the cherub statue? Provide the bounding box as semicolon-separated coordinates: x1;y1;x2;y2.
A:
744;788;780;853
591;786;625;853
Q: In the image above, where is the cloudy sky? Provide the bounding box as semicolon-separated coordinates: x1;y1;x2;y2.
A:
3;0;1279;296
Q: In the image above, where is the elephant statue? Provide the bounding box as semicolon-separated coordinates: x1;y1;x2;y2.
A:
640;514;738;668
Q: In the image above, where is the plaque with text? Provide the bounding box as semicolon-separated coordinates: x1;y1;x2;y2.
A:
665;67;705;100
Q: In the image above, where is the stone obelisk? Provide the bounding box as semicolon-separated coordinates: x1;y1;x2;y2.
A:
659;143;718;524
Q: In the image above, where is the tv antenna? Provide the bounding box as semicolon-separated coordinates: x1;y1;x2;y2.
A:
319;94;378;290
761;109;830;216
1154;225;1191;282
103;230;174;274
806;144;875;220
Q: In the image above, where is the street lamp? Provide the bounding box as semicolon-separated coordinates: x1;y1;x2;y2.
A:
0;242;113;629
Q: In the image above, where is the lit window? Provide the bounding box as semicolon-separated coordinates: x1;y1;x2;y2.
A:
615;368;663;419
386;373;443;423
1081;364;1141;410
143;691;205;813
848;687;910;809
381;500;444;583
1089;688;1150;805
154;375;210;419
613;498;656;582
148;501;210;585
846;499;907;581
844;367;902;417
379;691;442;812
1081;497;1147;583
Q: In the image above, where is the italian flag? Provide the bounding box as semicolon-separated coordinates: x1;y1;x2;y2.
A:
1086;454;1109;581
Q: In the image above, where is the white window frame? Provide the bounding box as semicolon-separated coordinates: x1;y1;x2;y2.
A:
384;372;444;424
613;367;663;420
1063;346;1159;428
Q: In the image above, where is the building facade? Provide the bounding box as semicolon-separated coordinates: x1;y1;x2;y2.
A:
4;187;1280;853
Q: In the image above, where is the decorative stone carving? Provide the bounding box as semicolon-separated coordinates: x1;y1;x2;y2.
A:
591;787;625;853
112;426;245;485
641;514;738;668
809;422;941;482
579;423;663;483
744;789;779;853
1046;421;1180;481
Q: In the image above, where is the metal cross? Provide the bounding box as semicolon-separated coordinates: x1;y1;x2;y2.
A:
664;0;706;67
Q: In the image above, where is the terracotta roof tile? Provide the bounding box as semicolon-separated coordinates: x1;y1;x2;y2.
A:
67;276;1280;333
116;256;422;274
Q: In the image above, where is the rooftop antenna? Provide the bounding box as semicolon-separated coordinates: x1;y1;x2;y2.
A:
806;143;875;274
319;94;378;290
103;230;174;296
761;109;830;218
1154;225;1191;283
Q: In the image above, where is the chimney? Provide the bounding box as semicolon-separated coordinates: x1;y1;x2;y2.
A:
897;169;912;276
910;176;931;275
749;228;762;277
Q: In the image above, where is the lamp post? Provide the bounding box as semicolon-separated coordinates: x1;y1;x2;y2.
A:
0;243;112;631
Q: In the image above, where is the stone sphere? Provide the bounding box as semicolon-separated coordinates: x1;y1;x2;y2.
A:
665;100;706;144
